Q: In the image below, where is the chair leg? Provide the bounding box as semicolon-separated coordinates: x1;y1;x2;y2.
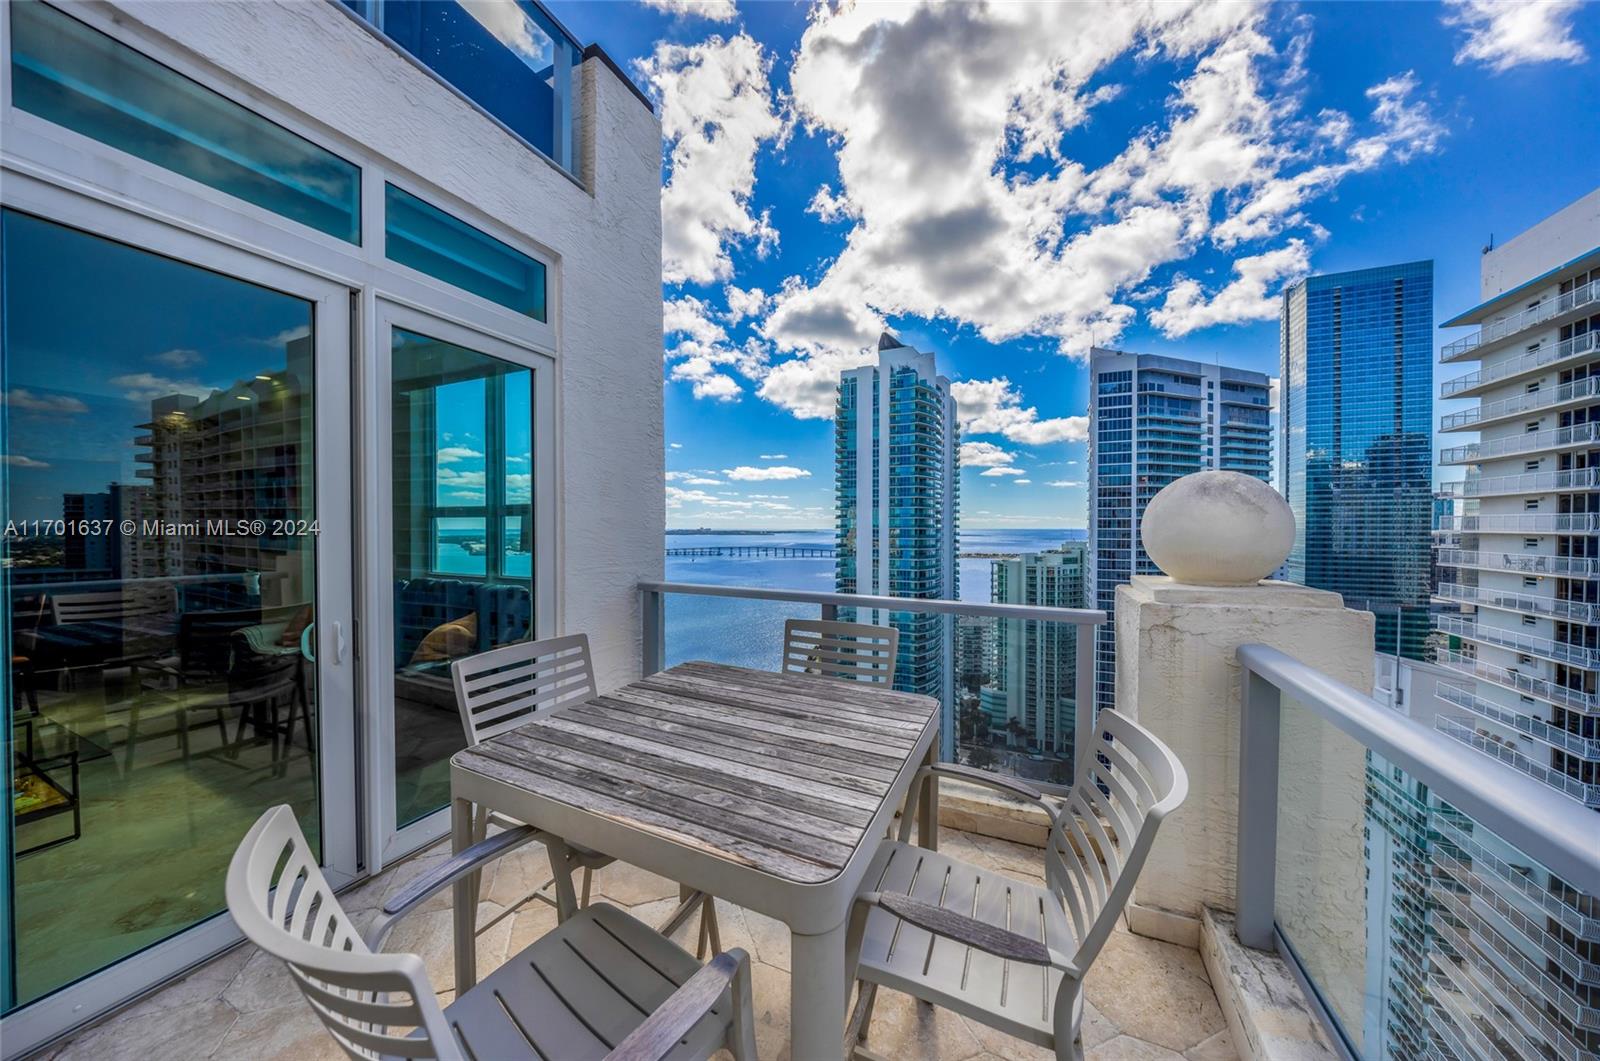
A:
846;981;878;1049
726;950;758;1061
702;896;721;956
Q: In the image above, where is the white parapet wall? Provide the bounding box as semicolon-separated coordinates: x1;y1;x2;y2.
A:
1114;576;1374;947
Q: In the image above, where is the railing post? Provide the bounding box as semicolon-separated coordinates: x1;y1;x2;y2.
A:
641;586;664;677
820;603;837;622
1075;618;1096;775
1236;665;1281;950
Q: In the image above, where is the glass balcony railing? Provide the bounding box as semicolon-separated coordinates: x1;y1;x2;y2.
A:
1436;716;1600;808
1235;644;1600;1061
1438;329;1599;399
1439;278;1600;362
340;0;582;175
638;581;1102;789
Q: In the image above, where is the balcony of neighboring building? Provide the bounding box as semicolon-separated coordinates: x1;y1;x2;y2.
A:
1437;716;1600;808
1437;682;1600;759
1439;419;1600;464
1440;357;1600;429
1432;581;1600;624
1433;612;1600;669
1439;329;1599;401
1435;546;1600;579
1439;274;1600;364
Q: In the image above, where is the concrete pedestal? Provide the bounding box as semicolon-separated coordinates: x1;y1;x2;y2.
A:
1114;576;1374;945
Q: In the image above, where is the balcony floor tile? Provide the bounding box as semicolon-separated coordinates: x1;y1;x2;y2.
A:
42;827;1229;1061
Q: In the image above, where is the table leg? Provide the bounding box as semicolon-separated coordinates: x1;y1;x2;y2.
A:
791;916;849;1061
919;734;940;851
451;796;478;992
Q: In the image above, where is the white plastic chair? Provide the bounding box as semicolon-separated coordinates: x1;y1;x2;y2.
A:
226;805;757;1061
451;633;721;954
843;709;1188;1060
781;618;899;684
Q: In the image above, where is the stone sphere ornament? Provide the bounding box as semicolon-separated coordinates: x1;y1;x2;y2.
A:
1140;471;1295;587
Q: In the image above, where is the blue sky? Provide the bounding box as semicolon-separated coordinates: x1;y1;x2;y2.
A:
548;0;1600;530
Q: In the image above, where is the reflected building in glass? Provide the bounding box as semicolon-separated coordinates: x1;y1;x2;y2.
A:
835;333;959;744
1279;262;1435;660
1086;350;1273;719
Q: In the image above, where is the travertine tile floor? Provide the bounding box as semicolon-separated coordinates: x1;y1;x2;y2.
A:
38;827;1234;1061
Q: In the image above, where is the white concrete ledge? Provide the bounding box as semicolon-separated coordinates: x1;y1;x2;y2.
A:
1199;906;1338;1060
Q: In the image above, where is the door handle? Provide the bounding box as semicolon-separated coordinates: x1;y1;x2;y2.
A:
301;621;316;663
333;620;347;664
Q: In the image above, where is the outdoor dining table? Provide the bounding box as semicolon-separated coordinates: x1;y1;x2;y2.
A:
449;659;941;1061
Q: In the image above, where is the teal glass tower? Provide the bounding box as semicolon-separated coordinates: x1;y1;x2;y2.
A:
836;333;959;747
1280;262;1435;660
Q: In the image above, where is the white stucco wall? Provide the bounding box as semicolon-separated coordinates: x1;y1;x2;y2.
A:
1115;577;1374;946
111;0;666;690
1480;186;1600;298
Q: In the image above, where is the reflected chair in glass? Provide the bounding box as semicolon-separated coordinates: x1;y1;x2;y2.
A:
120;615;299;773
450;633;722;955
227;805;758;1061
781;618;900;685
843;709;1189;1061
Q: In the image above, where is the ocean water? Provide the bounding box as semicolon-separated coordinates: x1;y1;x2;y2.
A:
663;527;1084;671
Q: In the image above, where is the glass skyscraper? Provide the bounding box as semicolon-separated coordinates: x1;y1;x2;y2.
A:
1086;350;1273;718
835;332;960;747
1280;261;1435;660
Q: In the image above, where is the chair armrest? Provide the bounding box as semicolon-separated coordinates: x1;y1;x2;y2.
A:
861;891;1061;967
926;763;1050;805
897;763;1051;843
605;949;749;1061
363;825;541;951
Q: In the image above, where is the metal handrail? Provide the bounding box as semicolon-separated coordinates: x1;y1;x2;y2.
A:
638;580;1103;625
638;580;1104;775
1235;644;1600;926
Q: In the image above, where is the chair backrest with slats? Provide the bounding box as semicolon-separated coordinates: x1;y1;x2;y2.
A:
50;587;169;624
1043;709;1188;981
450;633;597;745
781;619;899;685
226;806;457;1061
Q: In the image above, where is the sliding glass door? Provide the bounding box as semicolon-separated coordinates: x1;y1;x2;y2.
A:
371;303;553;859
1;209;357;1013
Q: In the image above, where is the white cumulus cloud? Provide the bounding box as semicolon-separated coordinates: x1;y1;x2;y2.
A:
639;0;738;22
722;465;811;481
952;378;1087;445
1151;239;1311;338
1444;0;1587;72
735;0;1444;419
639;34;783;285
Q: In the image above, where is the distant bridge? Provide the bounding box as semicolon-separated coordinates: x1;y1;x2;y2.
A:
667;545;837;558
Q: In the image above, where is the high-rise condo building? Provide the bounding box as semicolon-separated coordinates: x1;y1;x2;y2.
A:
1280;262;1435;660
835;332;960;746
1087;350;1272;717
1428;188;1600;1059
980;541;1087;774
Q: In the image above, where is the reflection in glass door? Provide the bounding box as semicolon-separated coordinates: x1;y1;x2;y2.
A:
1;210;346;1009
390;328;535;826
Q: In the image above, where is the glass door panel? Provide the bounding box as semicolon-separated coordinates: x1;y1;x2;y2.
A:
390;328;534;827
1;210;344;1009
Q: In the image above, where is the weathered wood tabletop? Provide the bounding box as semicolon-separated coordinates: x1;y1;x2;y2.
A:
450;660;941;1061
